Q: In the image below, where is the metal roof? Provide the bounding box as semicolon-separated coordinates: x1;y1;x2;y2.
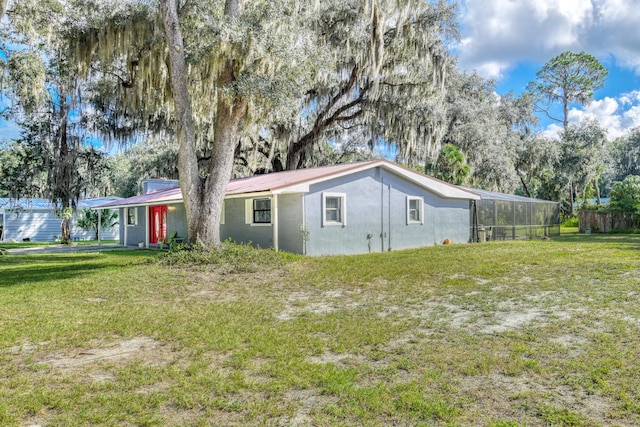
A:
463;187;558;204
94;160;482;209
0;196;123;211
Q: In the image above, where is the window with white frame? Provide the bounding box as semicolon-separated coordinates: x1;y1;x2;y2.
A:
253;198;271;223
322;193;347;226
127;207;137;226
245;198;271;224
407;196;423;224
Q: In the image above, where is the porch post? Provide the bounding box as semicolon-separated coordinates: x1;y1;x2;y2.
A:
98;209;102;246
145;206;150;248
272;194;279;252
123;208;128;247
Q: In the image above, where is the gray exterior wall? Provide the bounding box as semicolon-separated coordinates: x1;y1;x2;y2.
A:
121;206;147;246
221;198;273;248
277;193;304;254
167;203;188;240
118;203;186;247
2;209;119;242
120;203;188;246
302;167;471;256
142;179;180;194
219;194;303;252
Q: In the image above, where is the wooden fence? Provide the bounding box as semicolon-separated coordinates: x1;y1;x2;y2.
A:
578;210;639;233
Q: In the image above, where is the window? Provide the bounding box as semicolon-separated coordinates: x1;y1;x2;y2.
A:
245;198;271;225
407;196;423;224
322;193;347;226
253;198;271;223
127;207;137;226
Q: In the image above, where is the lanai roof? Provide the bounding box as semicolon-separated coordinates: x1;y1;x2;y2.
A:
462;187;558;204
94;159;481;209
0;196;122;211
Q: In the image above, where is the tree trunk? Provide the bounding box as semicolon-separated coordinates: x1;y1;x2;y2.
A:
160;0;245;247
61;215;71;243
569;180;575;216
160;0;202;245
58;97;72;244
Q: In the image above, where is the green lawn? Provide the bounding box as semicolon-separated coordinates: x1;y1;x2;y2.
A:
1;235;639;426
0;239;118;249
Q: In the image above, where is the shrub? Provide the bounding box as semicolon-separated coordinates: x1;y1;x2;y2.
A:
609;175;640;220
157;239;296;274
561;215;578;227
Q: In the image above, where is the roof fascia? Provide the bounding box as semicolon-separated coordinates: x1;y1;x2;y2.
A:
91;200;184;210
224;191;273;200
379;162;481;200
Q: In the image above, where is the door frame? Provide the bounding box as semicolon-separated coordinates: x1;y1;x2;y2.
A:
149;205;168;244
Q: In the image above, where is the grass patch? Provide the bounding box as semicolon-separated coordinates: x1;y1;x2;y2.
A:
0;240;118;249
1;235;640;425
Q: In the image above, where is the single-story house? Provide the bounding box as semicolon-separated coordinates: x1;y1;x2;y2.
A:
0;196;122;242
94;160;484;255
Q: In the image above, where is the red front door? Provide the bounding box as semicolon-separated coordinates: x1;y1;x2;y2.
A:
149;205;167;244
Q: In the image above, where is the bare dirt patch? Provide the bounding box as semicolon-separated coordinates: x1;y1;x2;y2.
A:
276;288;363;321
459;373;615;425
285;389;338;427
43;337;161;370
481;307;547;334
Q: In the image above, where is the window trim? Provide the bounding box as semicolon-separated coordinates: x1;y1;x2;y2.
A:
126;207;138;226
245;198;272;226
407;196;424;225
322;192;347;227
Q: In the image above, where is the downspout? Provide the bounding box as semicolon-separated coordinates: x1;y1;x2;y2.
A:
98;209;102;246
301;194;306;255
388;182;391;251
123;208;128;247
272;193;279;252
380;176;385;252
472;200;479;243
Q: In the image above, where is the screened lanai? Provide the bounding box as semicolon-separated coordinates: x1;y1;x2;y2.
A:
467;188;560;242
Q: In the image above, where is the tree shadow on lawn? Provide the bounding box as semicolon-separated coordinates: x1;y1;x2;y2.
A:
0;252;153;288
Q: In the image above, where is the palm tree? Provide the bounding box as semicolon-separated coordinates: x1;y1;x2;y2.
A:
76;209;118;240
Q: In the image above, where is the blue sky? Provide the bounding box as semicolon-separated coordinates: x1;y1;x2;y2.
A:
2;1;639;143
456;0;640;140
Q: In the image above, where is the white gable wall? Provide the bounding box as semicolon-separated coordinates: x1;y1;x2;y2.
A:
1;209;119;242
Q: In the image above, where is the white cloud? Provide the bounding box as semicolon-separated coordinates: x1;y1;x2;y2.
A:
457;0;640;138
458;0;640;77
541;92;640;139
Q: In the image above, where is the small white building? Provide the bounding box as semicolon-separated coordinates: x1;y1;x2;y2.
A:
0;197;122;242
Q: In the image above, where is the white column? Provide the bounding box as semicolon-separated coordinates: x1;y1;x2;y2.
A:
123;208;128;247
97;210;102;245
272;194;279;252
145;207;149;248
